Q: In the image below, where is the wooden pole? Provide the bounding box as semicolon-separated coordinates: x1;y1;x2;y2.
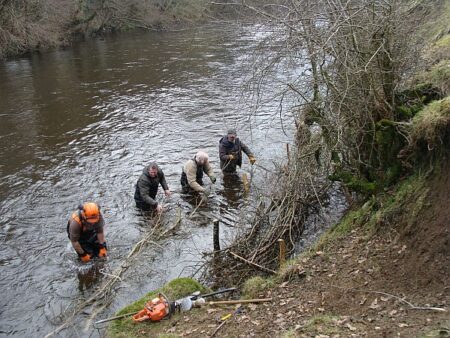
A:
242;173;249;192
286;143;290;167
278;238;286;268
213;219;220;252
208;298;272;306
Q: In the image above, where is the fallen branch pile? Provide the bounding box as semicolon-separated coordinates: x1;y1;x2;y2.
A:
204;121;333;286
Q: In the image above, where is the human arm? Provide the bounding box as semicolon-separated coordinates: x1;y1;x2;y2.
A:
159;170;169;191
97;232;107;257
158;171;171;196
241;141;256;164
203;160;216;183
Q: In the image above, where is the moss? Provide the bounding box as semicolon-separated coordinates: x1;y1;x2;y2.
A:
373;173;429;231
242;276;275;298
300;314;341;335
411;96;450;149
329;169;378;195
107;277;208;338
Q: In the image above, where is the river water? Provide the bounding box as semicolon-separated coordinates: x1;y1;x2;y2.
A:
0;25;301;337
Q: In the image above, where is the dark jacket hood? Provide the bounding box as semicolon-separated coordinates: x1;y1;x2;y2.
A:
220;136;237;149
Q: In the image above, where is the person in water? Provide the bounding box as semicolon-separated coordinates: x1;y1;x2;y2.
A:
219;128;256;173
134;162;171;213
67;202;107;263
181;151;216;195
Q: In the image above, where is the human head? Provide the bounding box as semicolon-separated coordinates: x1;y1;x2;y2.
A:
81;202;100;224
148;163;158;178
227;128;237;143
195;151;209;165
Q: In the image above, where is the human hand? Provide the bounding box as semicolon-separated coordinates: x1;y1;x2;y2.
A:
249;156;256;165
164;190;172;197
98;243;107;258
229;154;235;161
79;252;91;263
156;204;163;214
201;189;210;198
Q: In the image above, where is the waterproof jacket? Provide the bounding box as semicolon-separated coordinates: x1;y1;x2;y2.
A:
67;209;104;243
219;136;253;172
134;163;169;208
181;157;214;192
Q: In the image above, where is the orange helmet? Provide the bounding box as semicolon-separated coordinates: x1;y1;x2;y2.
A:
82;202;100;224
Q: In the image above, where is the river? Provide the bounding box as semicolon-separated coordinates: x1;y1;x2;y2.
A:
0;24;300;337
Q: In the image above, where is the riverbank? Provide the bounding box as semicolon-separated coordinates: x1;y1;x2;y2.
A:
0;0;222;59
106;159;449;337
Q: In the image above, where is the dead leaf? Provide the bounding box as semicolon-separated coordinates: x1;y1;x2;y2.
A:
398;323;408;328
207;308;218;314
251;320;260;325
359;297;367;305
280;281;289;288
369;298;380;309
346;323;357;331
248;304;257;311
389;310;398;316
380;296;390;302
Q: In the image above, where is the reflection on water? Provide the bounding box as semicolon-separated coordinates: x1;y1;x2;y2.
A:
0;24;296;337
77;262;105;292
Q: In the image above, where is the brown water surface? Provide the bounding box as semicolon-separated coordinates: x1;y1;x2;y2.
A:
0;25;296;336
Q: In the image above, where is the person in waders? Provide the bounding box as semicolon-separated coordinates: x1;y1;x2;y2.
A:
134;162;171;214
219;128;256;173
181;151;216;196
67;202;107;263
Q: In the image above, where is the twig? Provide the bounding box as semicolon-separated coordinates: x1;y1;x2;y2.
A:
210;318;227;338
333;286;447;312
229;251;276;274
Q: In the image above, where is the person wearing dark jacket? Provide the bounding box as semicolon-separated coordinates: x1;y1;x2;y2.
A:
134;162;171;213
219;129;256;173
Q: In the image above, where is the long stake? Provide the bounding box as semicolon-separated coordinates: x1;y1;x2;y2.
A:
94;311;138;325
208;298;272;305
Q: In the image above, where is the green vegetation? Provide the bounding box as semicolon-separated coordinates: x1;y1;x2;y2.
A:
242;276;275;298
108;277;207;338
300;314;341;336
411;96;450;150
0;0;214;58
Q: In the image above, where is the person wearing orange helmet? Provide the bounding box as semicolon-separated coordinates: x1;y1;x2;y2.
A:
67;202;107;263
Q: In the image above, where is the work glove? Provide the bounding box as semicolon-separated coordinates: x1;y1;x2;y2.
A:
98;242;107;258
79;252;91;263
210;175;217;184
249;156;256;165
228;154;235;161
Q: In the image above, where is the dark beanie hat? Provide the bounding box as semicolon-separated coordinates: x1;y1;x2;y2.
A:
227;128;237;135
